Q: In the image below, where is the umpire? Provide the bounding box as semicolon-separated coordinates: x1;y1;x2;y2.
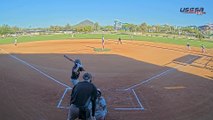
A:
68;73;97;120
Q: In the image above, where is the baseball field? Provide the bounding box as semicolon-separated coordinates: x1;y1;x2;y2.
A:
0;38;213;120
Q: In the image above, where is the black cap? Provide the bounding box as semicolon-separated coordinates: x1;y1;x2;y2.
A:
83;73;92;82
74;59;81;64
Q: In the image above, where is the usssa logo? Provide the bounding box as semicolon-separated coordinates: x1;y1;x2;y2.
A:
180;7;206;15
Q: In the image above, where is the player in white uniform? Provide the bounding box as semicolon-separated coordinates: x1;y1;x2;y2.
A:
14;37;17;46
201;44;206;53
102;35;105;50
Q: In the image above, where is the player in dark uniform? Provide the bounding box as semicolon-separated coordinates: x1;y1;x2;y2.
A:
118;37;122;44
70;59;85;86
186;42;191;50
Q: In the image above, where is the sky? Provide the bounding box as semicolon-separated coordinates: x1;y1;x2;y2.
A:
0;0;212;28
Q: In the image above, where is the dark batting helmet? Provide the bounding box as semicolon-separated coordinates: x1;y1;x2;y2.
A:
74;59;81;64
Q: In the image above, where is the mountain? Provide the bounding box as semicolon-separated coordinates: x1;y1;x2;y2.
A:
75;20;94;27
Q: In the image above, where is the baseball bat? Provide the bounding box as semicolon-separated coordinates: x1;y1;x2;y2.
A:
64;55;74;62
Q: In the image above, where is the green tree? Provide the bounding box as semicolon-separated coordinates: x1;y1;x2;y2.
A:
0;24;11;35
101;26;114;31
84;26;93;32
49;26;62;32
195;31;204;40
122;24;137;32
140;23;148;33
94;22;99;31
129;24;137;32
75;26;93;32
122;24;130;31
64;24;72;31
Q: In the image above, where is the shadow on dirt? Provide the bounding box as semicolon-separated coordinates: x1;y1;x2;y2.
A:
1;53;213;120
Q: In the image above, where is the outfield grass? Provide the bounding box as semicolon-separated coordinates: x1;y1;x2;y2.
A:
0;33;213;48
74;34;213;48
93;48;111;52
0;34;72;44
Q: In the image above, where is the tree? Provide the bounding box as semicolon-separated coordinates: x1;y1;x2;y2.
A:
84;26;93;32
64;24;72;31
129;24;137;32
49;26;63;32
121;24;137;32
195;31;204;40
101;26;114;31
94;22;99;31
122;24;130;31
0;24;10;35
75;26;93;32
140;23;148;33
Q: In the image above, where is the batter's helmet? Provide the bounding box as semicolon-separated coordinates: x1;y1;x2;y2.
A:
83;73;92;82
74;59;81;64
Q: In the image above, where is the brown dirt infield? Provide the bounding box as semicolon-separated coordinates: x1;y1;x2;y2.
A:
0;39;213;120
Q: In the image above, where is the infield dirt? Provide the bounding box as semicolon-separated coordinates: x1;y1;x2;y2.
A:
0;39;213;120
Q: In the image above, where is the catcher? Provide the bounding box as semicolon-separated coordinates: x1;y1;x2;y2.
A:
70;59;85;86
95;89;107;120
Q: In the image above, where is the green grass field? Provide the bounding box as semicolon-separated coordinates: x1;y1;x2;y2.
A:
0;34;72;45
93;48;111;52
0;33;213;48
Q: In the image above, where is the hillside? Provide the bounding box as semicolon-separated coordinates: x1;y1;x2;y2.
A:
75;20;94;27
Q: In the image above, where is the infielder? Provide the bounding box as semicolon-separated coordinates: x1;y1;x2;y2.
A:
70;59;85;86
201;44;206;53
118;37;122;44
102;35;105;50
186;42;191;50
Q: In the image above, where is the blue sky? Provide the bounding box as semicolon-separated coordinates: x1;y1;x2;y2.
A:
0;0;212;28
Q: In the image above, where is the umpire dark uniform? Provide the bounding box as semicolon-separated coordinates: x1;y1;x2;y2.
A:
69;73;97;120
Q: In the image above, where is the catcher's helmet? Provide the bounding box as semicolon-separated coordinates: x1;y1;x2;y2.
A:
83;73;92;82
97;88;102;97
74;59;81;64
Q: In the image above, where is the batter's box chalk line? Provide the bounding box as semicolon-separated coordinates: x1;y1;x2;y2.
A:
2;49;198;112
57;87;72;109
2;49;143;112
57;87;145;111
114;56;199;111
1;49;72;110
114;89;145;111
